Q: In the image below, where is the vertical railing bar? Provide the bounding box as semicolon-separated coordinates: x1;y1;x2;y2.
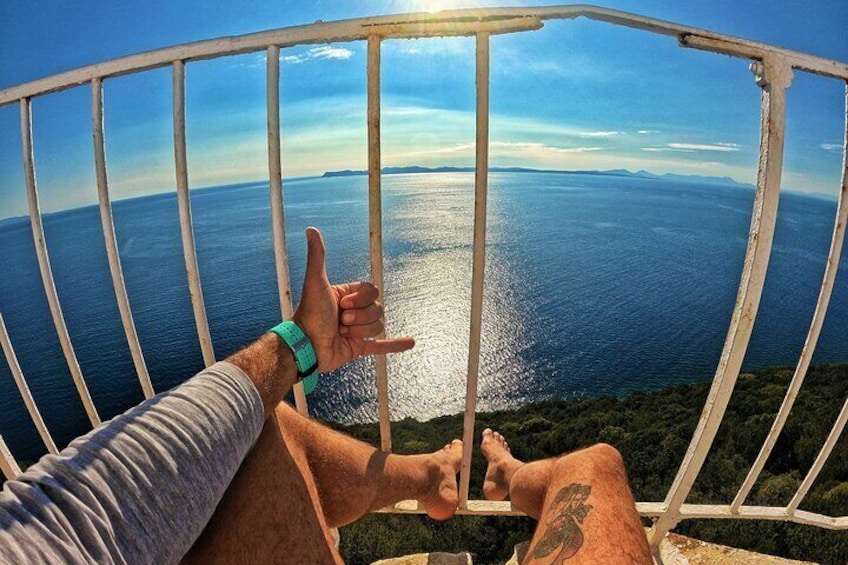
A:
19;97;101;428
0;314;58;454
459;31;490;508
267;45;308;414
732;83;848;511
367;35;392;452
172;60;216;367
91;78;155;400
648;56;793;547
787;397;848;513
0;436;21;481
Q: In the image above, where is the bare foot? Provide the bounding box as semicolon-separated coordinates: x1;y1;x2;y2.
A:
419;439;463;520
482;428;524;501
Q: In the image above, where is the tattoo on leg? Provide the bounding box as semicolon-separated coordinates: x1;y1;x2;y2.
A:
531;483;593;564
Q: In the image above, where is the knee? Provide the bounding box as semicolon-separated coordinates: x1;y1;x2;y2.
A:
583;443;626;474
557;443;625;474
272;399;302;426
585;443;624;465
269;401;311;443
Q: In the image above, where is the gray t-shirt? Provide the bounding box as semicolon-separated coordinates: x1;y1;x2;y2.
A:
0;361;265;564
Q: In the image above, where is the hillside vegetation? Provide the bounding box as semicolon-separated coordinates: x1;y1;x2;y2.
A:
331;364;848;564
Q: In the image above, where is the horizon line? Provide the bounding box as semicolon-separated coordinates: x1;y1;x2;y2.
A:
0;165;836;223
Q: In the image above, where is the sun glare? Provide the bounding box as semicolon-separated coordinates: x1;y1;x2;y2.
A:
409;0;479;13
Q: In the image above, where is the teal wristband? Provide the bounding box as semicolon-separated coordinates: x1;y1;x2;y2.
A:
269;321;319;394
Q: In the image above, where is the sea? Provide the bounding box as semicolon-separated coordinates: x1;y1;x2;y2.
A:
1;171;847;462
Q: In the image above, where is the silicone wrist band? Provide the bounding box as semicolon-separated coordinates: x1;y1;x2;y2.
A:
269;321;319;394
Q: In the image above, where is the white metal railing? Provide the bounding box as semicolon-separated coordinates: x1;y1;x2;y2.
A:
367;34;392;451
0;314;57;454
19;98;101;428
1;5;847;550
92;78;155;401
266;44;309;414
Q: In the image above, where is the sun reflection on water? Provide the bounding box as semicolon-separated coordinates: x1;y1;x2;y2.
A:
379;173;532;420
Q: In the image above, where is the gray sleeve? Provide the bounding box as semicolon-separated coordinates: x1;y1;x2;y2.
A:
0;361;265;565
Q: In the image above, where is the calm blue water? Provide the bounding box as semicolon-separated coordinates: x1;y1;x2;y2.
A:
2;172;847;462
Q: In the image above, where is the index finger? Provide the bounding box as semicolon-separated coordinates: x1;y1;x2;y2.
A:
360;337;415;356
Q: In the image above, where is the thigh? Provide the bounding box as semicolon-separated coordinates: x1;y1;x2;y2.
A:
183;410;342;564
523;444;651;565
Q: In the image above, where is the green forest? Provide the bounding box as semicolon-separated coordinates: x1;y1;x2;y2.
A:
329;364;848;564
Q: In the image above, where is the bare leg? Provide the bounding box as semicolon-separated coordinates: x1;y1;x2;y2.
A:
185;402;462;564
481;429;651;564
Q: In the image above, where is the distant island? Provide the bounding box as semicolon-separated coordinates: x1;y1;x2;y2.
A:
322;165;750;188
0;167;759;227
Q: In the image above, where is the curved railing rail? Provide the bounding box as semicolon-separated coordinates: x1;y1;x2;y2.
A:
1;5;847;550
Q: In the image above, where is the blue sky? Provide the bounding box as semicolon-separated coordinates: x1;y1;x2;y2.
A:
0;0;846;218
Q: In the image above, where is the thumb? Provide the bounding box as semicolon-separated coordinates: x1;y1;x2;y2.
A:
303;227;329;286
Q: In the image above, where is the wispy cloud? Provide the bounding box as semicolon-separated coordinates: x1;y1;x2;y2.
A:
641;147;694;153
224;52;265;69
282;45;354;64
406;141;603;156
579;131;623;138
642;142;741;153
670;142;740;151
494;46;629;83
820;142;842;151
492;142;602;154
383;37;472;58
383;106;438;117
637;130;659;135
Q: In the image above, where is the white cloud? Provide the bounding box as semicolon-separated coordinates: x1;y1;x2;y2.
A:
491;142;602;154
494;46;627;83
820;142;842;151
383;37;472;58
579;131;623;137
668;142;741;152
406;141;603;156
637;130;659;135
282;45;354;64
426;143;474;154
383;106;437;117
641;147;695;153
642;142;741;153
225;52;264;69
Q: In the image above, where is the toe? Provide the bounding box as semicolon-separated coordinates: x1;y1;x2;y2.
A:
449;439;463;459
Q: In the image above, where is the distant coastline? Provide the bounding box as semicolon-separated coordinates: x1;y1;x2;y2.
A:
321;165;751;188
6;167;832;226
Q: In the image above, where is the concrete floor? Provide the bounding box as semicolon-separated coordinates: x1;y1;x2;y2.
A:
370;533;817;565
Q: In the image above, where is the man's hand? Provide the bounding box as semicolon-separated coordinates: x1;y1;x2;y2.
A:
292;227;414;373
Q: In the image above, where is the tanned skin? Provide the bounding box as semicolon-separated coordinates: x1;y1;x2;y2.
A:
187;227;652;564
185;228;461;564
226;226;414;417
481;430;652;564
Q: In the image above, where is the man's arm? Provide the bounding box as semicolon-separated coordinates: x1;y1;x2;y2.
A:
227;333;297;417
0;226;413;564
